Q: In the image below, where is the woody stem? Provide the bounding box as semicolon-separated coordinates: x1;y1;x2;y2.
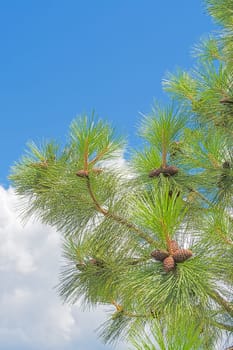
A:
111;301;156;318
161;130;167;168
86;178;157;246
84;137;89;171
89;146;109;165
209;290;233;317
161;220;172;254
212;320;233;332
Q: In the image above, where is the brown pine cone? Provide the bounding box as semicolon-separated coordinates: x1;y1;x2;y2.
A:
169;240;179;254
162;166;179;176
173;249;193;263
76;169;89;177
151;249;169;261
149;166;178;178
163;256;175;272
149;168;163;177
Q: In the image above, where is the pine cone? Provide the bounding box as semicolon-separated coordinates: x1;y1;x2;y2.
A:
169;240;179;254
163;256;175;272
162;166;179;176
151;249;169;261
149;166;178;178
173;249;193;263
149;168;163;177
76;169;89;177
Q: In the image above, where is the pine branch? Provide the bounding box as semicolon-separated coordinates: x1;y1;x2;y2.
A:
212;320;233;332
89;145;110;165
126;257;151;266
86;177;156;246
112;300;123;312
84;137;89;171
161;129;167;168
160;219;172;254
209;290;233;317
187;187;212;205
86;178;108;215
215;227;233;245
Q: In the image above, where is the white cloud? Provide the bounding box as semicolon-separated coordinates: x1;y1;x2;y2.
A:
0;186;125;350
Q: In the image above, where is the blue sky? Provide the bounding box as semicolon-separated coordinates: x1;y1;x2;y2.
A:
0;0;217;187
0;1;218;349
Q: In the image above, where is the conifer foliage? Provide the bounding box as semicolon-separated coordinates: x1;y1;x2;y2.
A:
10;1;233;348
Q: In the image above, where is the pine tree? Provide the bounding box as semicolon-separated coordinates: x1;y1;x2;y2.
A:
9;1;233;349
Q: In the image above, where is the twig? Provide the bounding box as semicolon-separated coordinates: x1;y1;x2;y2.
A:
126;257;151;265
209;290;233;317
212;320;233;332
161;130;167;168
111;300;123;312
86;179;108;215
84;137;89;171
111;300;156;318
215;227;233;246
160;219;172;253
187;187;212;205
86;178;157;246
89;146;110;165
